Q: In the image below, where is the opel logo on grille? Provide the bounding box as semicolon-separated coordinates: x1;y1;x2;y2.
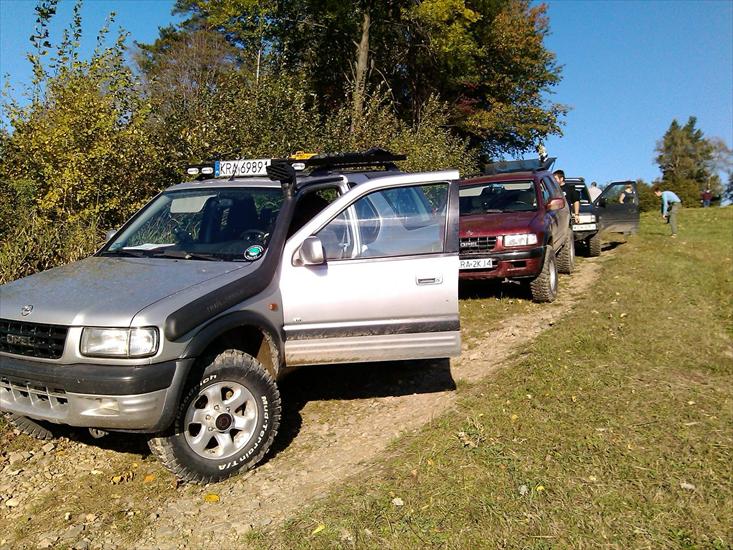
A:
7;334;33;346
21;305;33;316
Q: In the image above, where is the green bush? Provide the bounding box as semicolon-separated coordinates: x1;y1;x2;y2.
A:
0;214;102;284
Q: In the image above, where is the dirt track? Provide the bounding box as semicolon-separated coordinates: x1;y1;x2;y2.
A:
139;251;608;548
0;250;612;550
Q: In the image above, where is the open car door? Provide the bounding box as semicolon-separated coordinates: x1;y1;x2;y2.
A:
279;171;460;366
595;181;640;234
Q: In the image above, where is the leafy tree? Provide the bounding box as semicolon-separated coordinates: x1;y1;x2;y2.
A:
402;0;566;156
2;1;166;226
654;116;720;207
140;0;566;158
0;0;171;281
635;179;659;213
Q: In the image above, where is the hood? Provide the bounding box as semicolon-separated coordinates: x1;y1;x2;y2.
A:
460;211;539;237
0;256;251;327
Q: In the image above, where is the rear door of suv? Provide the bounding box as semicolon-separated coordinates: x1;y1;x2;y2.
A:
279;171;460;366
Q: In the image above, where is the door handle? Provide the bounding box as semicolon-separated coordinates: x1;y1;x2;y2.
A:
416;275;443;285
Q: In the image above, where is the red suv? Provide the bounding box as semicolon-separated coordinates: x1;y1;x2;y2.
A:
458;159;574;302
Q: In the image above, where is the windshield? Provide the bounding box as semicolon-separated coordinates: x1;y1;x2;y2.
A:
459;180;537;215
103;187;283;261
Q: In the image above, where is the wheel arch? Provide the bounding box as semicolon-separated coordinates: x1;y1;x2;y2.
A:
180;311;283;380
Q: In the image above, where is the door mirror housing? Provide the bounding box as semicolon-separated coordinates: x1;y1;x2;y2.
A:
547;197;566;211
294;236;326;266
597;198;607;208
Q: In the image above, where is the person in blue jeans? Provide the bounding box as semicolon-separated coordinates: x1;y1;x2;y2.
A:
653;186;681;237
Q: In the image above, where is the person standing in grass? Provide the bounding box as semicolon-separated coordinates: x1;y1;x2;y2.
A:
701;187;713;207
653;185;681;237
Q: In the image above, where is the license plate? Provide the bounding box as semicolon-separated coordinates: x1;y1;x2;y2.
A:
573;223;597;231
215;159;271;178
460;258;495;270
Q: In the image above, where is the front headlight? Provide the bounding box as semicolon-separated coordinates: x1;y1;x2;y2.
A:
503;233;539;247
80;327;159;358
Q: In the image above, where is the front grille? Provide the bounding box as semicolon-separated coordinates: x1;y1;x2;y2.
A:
459;236;497;257
0;319;68;359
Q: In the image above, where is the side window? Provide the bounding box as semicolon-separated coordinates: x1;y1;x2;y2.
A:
539;180;551;204
317;182;449;260
601;183;636;205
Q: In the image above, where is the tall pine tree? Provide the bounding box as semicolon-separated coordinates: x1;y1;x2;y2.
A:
655;117;718;207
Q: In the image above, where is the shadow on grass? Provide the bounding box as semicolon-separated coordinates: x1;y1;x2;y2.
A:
459;278;531;301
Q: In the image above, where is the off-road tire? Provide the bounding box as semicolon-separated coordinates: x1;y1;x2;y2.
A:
7;414;55;440
148;350;281;484
530;245;558;303
556;236;575;274
587;233;602;257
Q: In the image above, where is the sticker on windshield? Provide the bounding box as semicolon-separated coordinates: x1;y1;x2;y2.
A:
244;245;264;261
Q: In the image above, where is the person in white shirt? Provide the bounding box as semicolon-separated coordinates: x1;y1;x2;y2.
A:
588;181;602;202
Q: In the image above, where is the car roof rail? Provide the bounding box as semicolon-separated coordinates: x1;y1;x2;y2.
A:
295;148;407;175
480;157;556;176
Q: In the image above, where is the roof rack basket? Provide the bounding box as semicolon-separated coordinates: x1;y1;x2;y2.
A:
300;148;406;174
481;157;556;176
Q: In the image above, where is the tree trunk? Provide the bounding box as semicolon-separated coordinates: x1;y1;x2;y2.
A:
352;10;371;127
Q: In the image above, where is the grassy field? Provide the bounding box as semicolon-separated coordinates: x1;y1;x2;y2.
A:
1;208;730;548
257;207;733;548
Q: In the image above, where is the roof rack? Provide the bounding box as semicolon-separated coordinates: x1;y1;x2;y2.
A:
481;157;556;176
296;148;406;175
184;148;407;182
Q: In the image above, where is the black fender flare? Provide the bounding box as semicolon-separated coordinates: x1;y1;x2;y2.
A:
180;310;284;371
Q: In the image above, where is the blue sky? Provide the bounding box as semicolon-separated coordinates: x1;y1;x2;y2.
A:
1;0;731;186
543;0;732;185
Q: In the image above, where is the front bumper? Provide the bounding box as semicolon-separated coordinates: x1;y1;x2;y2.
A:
459;246;545;281
0;355;195;431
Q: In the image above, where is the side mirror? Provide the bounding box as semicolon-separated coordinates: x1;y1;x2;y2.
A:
597;198;607;208
105;229;117;242
294;236;326;266
547;197;566;211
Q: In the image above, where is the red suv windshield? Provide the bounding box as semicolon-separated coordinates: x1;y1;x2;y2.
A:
459;180;537;215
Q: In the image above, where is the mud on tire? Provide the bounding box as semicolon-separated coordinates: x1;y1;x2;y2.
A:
530;245;558;303
556;236;575;274
148;350;281;484
587;232;602;257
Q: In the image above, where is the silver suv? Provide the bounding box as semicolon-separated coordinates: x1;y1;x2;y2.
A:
0;151;461;482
